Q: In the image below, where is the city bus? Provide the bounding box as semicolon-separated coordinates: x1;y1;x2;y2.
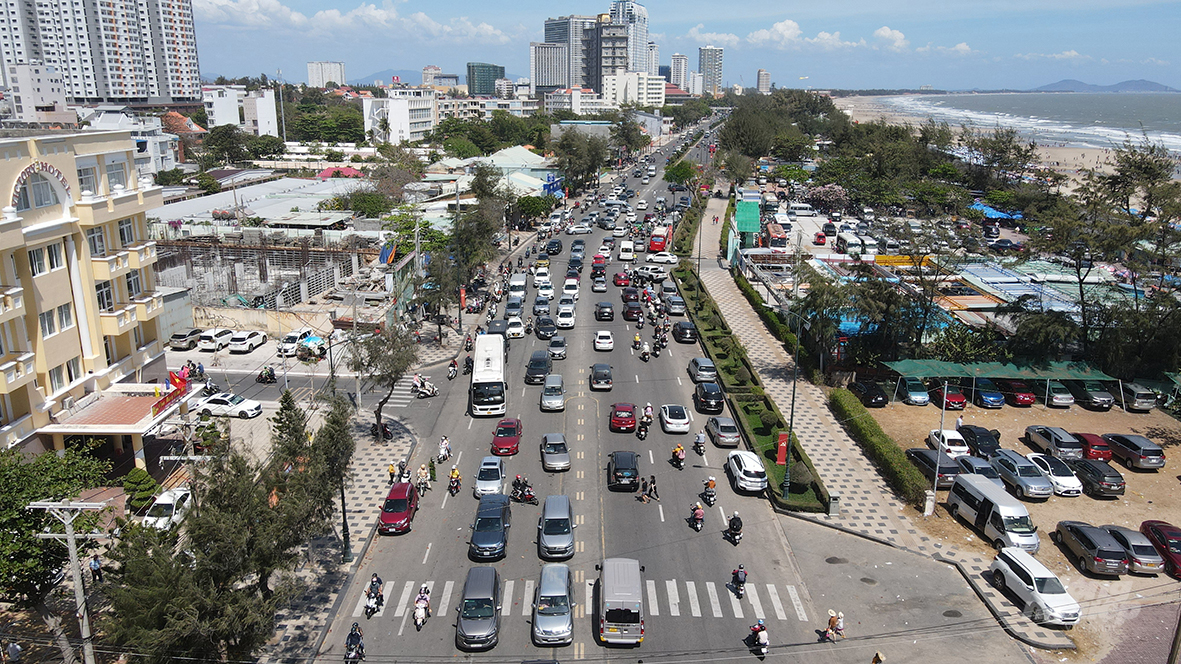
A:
835;232;862;255
858;235;879;256
763;223;789;253
648;226;670;253
470;334;507;416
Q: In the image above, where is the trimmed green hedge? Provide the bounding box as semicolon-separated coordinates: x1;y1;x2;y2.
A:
827;388;929;507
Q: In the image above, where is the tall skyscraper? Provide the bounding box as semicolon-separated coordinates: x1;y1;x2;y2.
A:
0;0;200;103
698;45;723;95
647;42;660;76
658;65;671;81
530;42;569;95
466;62;506;96
584;15;629;93
609;0;649;73
308;62;346;88
670;53;689;89
757;69;771;94
544;15;598;88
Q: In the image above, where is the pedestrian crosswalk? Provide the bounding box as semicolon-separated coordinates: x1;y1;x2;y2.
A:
385;375;428;408
352;575;808;623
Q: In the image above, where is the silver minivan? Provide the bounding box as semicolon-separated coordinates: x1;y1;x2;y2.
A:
688;357;717;383
596;558;645;645
532;563;574;646
1120;382;1157;412
455;567;502;650
540;375;566;412
537;494;576;560
948;474;1040;552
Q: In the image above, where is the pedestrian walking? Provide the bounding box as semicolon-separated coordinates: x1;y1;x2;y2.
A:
955;414;963;429
388;462;398;484
647;475;660;502
835;611;845;638
871;653;885;664
639;477;650;503
823;609;838;641
89;554;103;583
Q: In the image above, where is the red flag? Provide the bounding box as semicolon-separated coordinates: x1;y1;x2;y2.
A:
169;371;186;391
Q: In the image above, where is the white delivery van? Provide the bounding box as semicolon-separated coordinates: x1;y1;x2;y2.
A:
508;274;528;299
618;240;635;262
788;202;817;217
948;474;1040;552
596;558;645;645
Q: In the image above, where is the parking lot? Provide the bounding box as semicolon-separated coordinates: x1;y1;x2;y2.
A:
864;388;1181;659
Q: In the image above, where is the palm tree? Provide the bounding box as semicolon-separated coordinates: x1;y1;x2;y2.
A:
378;117;391;144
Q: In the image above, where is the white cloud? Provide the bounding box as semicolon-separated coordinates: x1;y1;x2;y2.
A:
685;23;741;48
1013;49;1090;61
193;0;509;43
917;42;974;55
806;31;865;50
1143;57;1170;65
746;19;802;48
872;26;909;51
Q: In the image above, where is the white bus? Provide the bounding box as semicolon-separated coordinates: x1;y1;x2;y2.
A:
858;235;879;256
835;232;862;255
470;335;507;416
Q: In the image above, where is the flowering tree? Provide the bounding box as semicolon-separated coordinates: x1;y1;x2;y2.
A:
805;184;849;213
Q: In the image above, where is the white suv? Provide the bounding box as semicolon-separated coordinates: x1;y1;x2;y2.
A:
989;547;1081;627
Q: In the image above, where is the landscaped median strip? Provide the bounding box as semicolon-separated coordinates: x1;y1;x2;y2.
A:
827;388;929;507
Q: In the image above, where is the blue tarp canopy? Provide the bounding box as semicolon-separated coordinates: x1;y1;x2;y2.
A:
969;202;1024;220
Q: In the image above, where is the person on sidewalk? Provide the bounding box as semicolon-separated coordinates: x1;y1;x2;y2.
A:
955;414;963;429
835;611;845;638
388;462;398;484
824;609;838;641
89;554;103;583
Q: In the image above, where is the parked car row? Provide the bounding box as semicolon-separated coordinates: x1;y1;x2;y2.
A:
892;375;1158;413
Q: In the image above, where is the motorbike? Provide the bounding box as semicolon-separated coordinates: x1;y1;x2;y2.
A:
733;575;746;599
437;445;450;464
255;369;277;384
344;643;363;662
693;436;706;456
412;383;439;399
702;486;717;506
636;317;644;330
636;422;648;440
371;422;393;440
525;319;534;334
463;357;474;375
464;335;473;352
640;350;650;362
447;364;457;381
364;590;381;619
673;449;686;471
202;381;220;397
633;337;642;350
448;476;461;496
746;625;769;657
688;507;704;531
413;602;429;631
416;477;430;495
653;345;661;359
726;524;743;546
510;486;539;505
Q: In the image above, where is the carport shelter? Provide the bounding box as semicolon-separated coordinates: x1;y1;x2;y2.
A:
882;360;1117;408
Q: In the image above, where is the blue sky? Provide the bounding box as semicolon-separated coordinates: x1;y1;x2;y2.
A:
194;0;1181;90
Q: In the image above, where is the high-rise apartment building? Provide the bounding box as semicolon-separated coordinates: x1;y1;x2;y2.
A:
544;15;598;89
601;70;665;107
698;45;723;95
670;53;689;89
647;42;660;76
466;62;506;96
687;71;704;96
0;0;200;103
609;0;650;73
530;42;570;95
584;15;629;93
757;69;771;94
307;62;346;88
422;65;442;86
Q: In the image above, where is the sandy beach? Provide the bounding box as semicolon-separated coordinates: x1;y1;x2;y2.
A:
834;95;1119;185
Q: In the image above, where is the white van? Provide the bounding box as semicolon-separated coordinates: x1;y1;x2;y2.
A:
596;558;645;645
508;274;528;299
618;240;635;263
636;200;648;210
788;202;817;217
948;474;1040;552
858;236;879;256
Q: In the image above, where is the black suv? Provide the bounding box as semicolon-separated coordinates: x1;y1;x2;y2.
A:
595;302;615;321
546;239;564;255
694;382;724;414
848;381;887;407
525;350;551;384
958;425;1001;458
589;363;613;391
535;317;557;339
672;321;698;343
607;451;640;491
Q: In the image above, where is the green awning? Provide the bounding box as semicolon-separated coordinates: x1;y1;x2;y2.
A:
736;201;761;233
883;360;1114;381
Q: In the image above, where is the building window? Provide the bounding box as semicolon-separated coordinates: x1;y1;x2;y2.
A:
49;364;65;392
57;302;73;330
125;269;141;297
95;280;113;310
30;174;59;208
77;166;98;194
105;162;126;189
14;185;30;211
86;227;105;256
118;219;134;246
39;310;56;337
46;242;64;270
28;247;46;275
66;356;81;381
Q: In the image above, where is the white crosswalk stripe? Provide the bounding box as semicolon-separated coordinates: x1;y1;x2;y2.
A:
521;580;534;616
729;587;744;619
392;581;414;617
665;580;680;617
503;579;515;616
786;585;808;621
646;580;660;617
685;581;701;617
746;584;765;620
766;584;787;621
706;581;723;617
437;580;455;617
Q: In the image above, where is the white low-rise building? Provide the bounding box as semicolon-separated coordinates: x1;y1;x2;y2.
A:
83;106;179;177
544;88;618;116
600;69;666;108
202;85;278;136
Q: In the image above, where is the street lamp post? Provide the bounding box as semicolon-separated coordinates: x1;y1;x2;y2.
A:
780;308;805;501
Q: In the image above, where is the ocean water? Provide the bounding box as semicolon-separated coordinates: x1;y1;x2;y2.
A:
881;93;1181;153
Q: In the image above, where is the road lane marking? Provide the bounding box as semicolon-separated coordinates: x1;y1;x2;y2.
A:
705;581;723;617
573;642;585;659
677;376;682;386
421;542;431;564
522;387;527;397
635;374;639;383
503;580;515;616
786;585;808;621
393;581;414;616
685;581;702;617
521;579;535;616
658;504;665;522
467;419;474;430
729;587;744;618
747;583;765;620
665;580;680;616
702;452;709;466
648;449;654;465
766;584;787;620
437;580;455;617
646;580;659;616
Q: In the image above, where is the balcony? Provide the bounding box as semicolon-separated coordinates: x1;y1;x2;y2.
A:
91;251;131;281
125;240;157;270
98;303;138;337
74;184;163;228
0;285;24;325
0;413;35;450
0;350;36;395
131;291;163;321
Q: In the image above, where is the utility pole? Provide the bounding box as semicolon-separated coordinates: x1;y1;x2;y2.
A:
275;70;287;144
28;500;107;664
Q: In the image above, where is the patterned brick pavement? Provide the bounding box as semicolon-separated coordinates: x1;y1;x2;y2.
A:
691;198;1074;651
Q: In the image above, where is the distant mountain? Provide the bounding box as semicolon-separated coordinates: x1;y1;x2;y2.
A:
1032;79;1178;93
350;69;451;86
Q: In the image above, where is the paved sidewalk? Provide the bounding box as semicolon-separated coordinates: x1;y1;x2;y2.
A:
690;198;1074;651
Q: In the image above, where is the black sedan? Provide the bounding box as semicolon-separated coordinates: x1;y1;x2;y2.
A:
672;321;698;343
848;381;888;408
694;382;724;414
958;425;1002;458
535;317;557;339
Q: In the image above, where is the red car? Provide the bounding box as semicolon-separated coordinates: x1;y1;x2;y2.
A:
1140;520;1181;577
928;381;967;410
378;482;419;534
610;402;637;432
813;232;826;245
593;254;608;266
995;379;1036;406
1070;432;1113;461
613;272;630;287
491;418;523;455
